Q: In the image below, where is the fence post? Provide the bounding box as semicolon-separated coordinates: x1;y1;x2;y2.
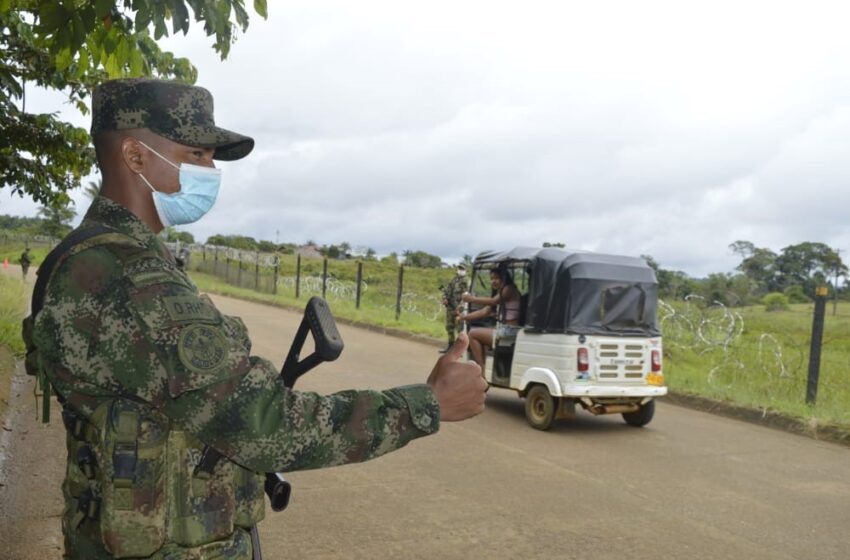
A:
395;265;404;320
255;252;260;291
355;261;363;309
273;259;279;295
203;245;206;262
295;254;301;299
236;251;242;287
322;258;328;299
806;286;828;405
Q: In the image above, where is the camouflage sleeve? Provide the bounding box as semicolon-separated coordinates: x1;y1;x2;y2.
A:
76;253;440;473
130;283;439;472
35;246;439;473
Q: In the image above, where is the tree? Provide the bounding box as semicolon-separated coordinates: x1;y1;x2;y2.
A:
83;178;102;200
206;234;258;250
36;200;76;238
543;242;565;248
640;254;698;301
162;227;194;244
403;250;443;268
380;252;399;265
775;242;847;297
729;240;777;294
1;1;267;208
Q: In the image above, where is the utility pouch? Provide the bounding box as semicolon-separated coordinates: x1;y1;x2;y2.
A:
232;466;266;529
98;399;167;558
168;431;235;547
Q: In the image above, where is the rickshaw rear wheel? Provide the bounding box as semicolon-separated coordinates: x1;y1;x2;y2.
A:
525;385;555;430
622;399;655;427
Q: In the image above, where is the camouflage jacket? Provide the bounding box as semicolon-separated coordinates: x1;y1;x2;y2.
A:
442;274;468;309
33;196;440;473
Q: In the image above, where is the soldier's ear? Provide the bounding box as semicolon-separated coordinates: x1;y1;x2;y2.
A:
122;138;147;174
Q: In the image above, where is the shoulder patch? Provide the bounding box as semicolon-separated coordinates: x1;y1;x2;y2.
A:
163;295;219;324
129;270;187;289
178;324;229;373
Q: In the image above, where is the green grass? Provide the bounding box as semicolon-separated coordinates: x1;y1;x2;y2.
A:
0;244;51;268
190;270;450;340
187;253;457;340
0;274;28;420
661;300;850;427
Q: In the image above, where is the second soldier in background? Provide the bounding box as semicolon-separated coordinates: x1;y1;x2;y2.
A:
441;263;469;353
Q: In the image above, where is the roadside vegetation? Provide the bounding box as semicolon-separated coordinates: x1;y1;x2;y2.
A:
0;274;27;420
660;298;849;427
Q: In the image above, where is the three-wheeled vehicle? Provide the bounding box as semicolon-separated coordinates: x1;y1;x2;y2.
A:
466;247;666;430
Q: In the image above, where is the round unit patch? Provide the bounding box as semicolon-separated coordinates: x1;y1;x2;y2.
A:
178;324;229;373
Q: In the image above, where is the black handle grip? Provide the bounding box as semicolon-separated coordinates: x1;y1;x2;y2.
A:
265;473;292;512
265;296;344;512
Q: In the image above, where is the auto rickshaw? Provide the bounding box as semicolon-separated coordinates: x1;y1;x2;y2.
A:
466;247;666;430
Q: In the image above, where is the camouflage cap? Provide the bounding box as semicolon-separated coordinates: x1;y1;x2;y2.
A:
91;78;254;161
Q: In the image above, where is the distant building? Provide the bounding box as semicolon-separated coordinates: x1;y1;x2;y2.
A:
295;244;323;258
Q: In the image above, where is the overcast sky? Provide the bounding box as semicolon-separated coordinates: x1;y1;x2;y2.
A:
4;0;850;277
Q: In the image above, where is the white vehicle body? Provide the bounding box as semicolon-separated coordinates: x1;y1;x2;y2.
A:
470;246;666;430
484;330;666;425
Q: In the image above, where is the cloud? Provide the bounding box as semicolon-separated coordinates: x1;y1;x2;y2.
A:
6;1;850;277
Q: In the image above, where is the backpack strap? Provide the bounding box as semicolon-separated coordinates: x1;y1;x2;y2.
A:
31;224;117;317
27;224;119;423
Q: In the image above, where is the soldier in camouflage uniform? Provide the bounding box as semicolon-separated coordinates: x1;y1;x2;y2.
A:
440;264;469;352
19;247;32;278
22;78;486;560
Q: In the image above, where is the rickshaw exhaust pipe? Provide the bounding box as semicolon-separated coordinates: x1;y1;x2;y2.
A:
584;403;641;415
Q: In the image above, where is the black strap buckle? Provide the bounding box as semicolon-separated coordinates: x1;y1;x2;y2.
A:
62;408;86;440
77;489;101;523
76;446;98;480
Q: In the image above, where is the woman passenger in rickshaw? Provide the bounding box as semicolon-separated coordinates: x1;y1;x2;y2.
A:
459;266;522;371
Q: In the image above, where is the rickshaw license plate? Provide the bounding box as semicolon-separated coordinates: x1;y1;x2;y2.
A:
611;358;637;365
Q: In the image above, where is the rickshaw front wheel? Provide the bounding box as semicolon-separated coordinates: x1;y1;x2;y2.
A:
525;385;555;430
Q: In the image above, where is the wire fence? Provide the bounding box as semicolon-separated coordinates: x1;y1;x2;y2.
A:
171;242;449;322
656;295;841;408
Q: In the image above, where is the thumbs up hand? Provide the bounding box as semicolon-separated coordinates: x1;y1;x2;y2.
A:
426;333;487;422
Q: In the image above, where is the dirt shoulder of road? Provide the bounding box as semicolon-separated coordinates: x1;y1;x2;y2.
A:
0;346;13;422
664;391;850;448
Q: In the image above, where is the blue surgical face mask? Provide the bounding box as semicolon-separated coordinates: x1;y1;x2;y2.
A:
136;141;222;227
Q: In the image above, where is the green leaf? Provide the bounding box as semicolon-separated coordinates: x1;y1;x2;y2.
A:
95;0;113;18
135;5;151;30
253;0;268;19
170;0;190;34
55;48;73;71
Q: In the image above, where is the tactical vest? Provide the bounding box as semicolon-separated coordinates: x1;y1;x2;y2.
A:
21;226;265;559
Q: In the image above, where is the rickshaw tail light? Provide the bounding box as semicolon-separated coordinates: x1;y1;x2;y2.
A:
577;348;589;372
651;349;662;372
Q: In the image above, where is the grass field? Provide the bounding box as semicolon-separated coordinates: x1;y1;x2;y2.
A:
0;273;27;420
659;298;849;427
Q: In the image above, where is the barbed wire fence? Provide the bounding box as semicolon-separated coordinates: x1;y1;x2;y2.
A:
170;242;448;323
658;295;807;396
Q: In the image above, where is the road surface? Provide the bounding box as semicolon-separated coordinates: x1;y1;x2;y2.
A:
0;292;847;560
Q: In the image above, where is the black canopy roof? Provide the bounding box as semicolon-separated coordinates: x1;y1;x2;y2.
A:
473;247;660;336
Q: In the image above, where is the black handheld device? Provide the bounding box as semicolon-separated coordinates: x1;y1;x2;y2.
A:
264;296;344;512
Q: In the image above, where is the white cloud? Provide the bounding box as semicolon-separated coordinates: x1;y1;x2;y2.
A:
6;0;850;276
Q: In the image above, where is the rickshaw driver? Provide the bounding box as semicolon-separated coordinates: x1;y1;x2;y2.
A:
459;267;522;371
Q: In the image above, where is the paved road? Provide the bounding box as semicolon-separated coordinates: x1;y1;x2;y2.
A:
1;292;848;560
